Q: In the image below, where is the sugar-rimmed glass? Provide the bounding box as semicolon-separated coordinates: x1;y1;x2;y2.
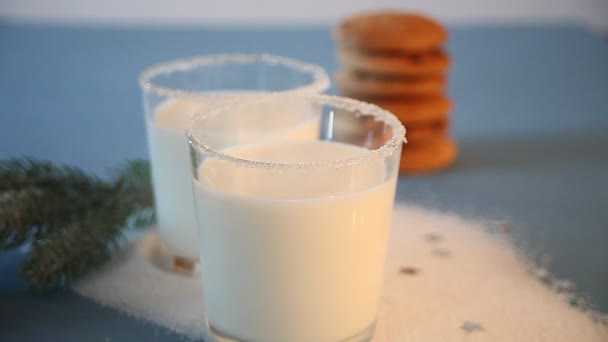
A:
188;93;405;342
139;54;330;269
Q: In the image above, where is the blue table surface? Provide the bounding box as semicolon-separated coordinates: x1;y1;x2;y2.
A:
1;23;607;341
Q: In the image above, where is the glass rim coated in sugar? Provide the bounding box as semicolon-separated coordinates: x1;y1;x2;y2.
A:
187;93;406;171
139;53;330;99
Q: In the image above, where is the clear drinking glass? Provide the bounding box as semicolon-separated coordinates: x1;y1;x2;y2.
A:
139;54;330;269
187;94;405;342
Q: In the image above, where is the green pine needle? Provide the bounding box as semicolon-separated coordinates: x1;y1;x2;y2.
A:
0;158;155;290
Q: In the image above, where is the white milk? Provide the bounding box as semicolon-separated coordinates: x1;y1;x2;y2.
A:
194;141;397;342
146;96;320;260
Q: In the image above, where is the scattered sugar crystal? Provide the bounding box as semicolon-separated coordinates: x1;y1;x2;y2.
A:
533;267;550;280
423;232;442;243
554;279;576;292
431;247;451;257
461;321;483;333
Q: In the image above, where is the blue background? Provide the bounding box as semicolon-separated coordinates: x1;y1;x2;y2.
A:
1;23;607;341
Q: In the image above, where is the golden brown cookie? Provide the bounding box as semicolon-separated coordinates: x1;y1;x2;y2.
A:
337;69;446;97
336;11;448;52
372;95;452;124
405;119;450;142
400;138;458;174
339;48;450;76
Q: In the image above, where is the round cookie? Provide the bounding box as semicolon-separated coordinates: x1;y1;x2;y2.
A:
405;119;450;142
339;48;450;76
400;138;458;174
373;95;452;124
337;69;446;97
336;11;448;52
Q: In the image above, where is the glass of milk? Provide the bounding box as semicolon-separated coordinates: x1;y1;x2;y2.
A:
139;54;330;268
187;94;405;342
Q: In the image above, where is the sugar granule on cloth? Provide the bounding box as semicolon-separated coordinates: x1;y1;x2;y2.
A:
74;205;608;341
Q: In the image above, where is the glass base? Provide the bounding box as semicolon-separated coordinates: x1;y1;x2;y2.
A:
146;235;199;276
208;321;376;342
171;256;198;275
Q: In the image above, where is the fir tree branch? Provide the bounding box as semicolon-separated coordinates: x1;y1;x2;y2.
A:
0;158;155;289
0;159;114;249
21;206;126;288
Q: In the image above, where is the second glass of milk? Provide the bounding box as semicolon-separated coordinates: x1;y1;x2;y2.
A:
187;94;405;342
139;54;329;266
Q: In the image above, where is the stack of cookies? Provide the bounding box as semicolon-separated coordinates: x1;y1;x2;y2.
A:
335;11;457;174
